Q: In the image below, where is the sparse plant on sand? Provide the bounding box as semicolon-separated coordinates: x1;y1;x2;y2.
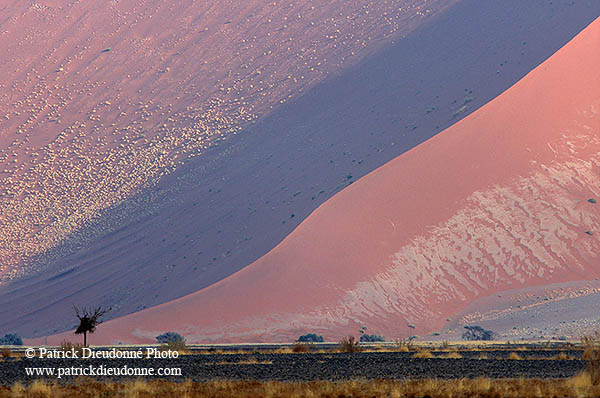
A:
1;347;10;358
394;336;416;351
412;350;434;358
508;352;522;360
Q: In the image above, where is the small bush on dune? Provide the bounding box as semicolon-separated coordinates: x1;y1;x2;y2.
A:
162;339;187;352
462;325;494;341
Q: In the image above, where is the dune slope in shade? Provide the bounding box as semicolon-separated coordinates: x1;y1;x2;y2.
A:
0;0;456;336
42;16;600;344
0;0;447;278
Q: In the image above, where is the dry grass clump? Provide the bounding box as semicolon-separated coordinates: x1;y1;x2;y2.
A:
214;357;273;365
339;336;361;353
582;332;600;385
437;352;463;359
554;352;572;360
0;348;11;358
412;350;462;359
3;376;600;398
292;342;311;353
412;350;434;358
59;340;84;357
393;338;414;352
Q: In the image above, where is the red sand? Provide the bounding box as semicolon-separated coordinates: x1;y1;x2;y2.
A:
37;17;600;345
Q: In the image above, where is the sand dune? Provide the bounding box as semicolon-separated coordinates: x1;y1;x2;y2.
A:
0;0;456;335
38;15;600;345
0;0;447;278
2;0;599;339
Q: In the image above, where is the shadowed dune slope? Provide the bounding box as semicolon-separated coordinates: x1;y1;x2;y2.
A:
4;0;600;339
0;0;448;277
0;0;457;336
39;16;600;344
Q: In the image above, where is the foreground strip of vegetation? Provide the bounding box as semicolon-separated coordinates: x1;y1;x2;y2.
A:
2;373;600;398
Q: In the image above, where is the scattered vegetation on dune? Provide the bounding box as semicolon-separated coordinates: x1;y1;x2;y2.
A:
3;376;600;398
0;0;443;284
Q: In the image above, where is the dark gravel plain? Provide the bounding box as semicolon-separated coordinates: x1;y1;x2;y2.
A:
0;350;588;384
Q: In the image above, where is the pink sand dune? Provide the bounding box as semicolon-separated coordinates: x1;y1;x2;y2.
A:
39;17;600;345
6;0;597;340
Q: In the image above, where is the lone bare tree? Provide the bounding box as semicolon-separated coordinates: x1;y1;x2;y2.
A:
74;306;110;347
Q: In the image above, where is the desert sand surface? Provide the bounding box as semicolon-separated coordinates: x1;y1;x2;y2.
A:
1;0;450;278
437;279;600;341
0;0;456;335
3;0;599;340
34;14;600;345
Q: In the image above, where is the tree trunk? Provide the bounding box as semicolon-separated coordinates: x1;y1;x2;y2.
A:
84;332;87;348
